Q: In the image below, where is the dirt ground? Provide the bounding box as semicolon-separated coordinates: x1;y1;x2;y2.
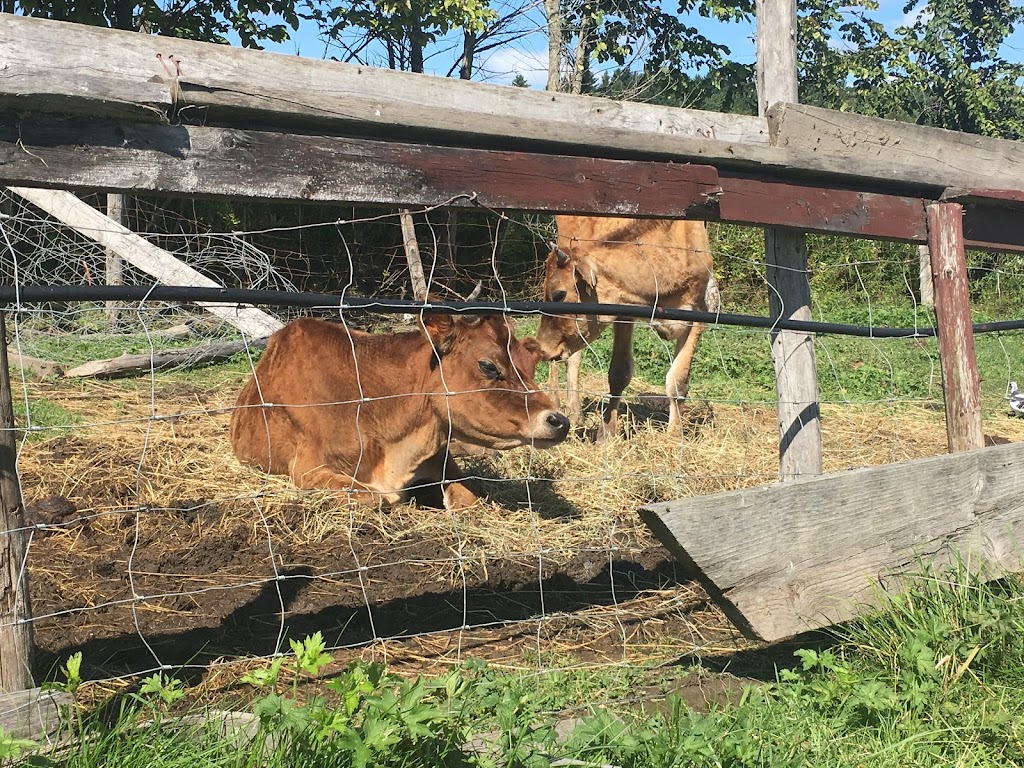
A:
14;368;1024;700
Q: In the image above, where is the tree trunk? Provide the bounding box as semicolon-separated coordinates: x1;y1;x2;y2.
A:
544;0;562;91
568;13;592;95
460;31;475;80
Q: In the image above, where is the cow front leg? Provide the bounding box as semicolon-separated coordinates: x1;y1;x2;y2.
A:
546;352;583;426
546;359;561;410
414;450;481;510
599;321;634;442
666;321;706;435
565;349;583;426
289;449;403;507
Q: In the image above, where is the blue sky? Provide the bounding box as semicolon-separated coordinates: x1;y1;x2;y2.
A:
242;0;1024;89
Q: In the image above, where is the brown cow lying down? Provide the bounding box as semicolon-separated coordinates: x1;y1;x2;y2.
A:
230;314;570;509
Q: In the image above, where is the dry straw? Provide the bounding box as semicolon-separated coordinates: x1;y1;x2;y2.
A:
14;369;1024;686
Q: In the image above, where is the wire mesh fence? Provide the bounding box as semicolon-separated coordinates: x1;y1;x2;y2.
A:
3;188;1024;705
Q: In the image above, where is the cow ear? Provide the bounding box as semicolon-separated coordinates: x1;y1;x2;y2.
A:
552;244;570;269
574;256;598;289
521;337;545;365
420;313;457;356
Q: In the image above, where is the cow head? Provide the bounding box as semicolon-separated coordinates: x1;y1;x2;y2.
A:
535;242;606;361
419;312;570;450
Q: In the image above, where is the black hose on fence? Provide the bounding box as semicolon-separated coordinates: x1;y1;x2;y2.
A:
2;284;1024;339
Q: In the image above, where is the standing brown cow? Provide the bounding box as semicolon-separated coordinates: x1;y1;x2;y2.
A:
230;314;569;509
536;216;714;439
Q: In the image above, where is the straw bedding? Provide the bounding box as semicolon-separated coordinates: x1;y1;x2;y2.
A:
16;369;1024;687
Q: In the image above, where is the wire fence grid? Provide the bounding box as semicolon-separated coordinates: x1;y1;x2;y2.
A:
3;187;1024;705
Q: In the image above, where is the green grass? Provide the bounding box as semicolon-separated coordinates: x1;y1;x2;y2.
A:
530;298;1024;411
8;562;1024;767
13;397;81;440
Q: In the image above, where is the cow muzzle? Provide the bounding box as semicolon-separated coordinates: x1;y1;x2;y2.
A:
530;410;571;447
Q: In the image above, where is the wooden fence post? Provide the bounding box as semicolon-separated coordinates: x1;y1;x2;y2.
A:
0;311;34;692
105;193;125;328
918;244;934;307
927;203;984;453
757;0;823;479
400;210;428;301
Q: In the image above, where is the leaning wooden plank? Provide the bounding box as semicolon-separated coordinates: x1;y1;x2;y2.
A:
7;188;282;339
0;688;70;740
640;440;1024;642
767;103;1024;193
63;339;267;379
0;16;766;152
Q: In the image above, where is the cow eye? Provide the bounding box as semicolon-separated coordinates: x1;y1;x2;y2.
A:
478;360;502;380
551;290;567;303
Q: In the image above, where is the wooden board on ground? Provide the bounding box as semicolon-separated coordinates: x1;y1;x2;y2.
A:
7;353;64;379
0;688;69;740
63;340;267;379
640;440;1024;642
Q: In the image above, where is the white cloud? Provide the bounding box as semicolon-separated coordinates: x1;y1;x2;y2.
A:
476;45;549;87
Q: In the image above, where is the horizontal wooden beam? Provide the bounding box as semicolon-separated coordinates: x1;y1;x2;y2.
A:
0;15;766;160
6;16;1024;200
941;188;1024;252
640;440;1024;642
717;175;929;243
767;102;1024;194
0;114;723;218
6;114;1024;249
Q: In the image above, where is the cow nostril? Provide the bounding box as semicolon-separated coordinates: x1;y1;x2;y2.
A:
547;412;570;432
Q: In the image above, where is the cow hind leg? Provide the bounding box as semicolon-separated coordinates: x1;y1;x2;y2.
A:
599;321;634;442
666;322;706;435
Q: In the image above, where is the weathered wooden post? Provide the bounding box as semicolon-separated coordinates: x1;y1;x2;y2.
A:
0;311;34;692
400;210;428;301
918;245;934;307
105;193;125;328
927;203;984;453
756;0;823;479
